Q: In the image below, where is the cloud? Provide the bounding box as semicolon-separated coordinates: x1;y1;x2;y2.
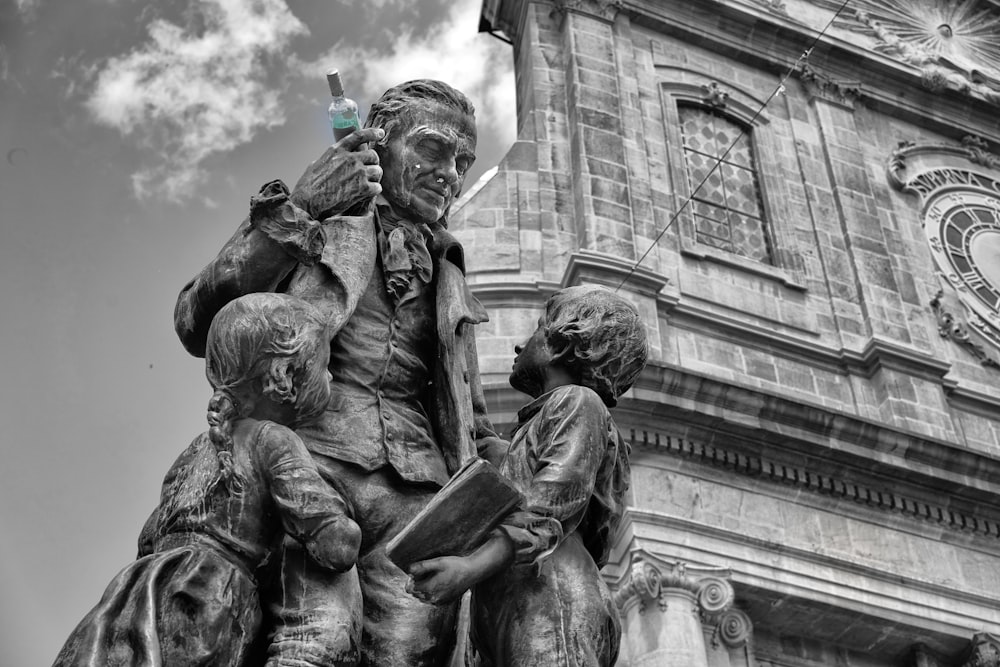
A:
15;0;39;20
85;0;307;201
83;0;514;202
306;0;516;148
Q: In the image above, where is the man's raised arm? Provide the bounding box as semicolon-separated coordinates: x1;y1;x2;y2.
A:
174;129;384;357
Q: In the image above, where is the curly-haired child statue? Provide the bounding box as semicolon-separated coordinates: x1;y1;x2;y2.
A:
409;285;649;667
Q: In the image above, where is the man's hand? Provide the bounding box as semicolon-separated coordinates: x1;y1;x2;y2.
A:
291;127;385;220
406;556;479;605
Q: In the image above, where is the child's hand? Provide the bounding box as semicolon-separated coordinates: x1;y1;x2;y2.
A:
308;515;361;573
406;556;477;604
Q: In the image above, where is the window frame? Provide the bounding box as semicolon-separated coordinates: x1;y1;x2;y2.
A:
659;78;806;290
676;101;774;264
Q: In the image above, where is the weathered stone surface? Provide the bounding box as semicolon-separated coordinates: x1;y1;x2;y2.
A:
467;0;1000;662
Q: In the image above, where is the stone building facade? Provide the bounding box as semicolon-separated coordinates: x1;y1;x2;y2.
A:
453;0;1000;664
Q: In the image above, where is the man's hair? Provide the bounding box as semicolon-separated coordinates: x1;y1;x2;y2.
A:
544;286;649;407
364;79;475;142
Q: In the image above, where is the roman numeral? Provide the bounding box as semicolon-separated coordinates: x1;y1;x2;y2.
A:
959;270;987;291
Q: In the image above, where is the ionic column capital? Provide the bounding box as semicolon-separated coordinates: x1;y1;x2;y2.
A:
612;551;736;622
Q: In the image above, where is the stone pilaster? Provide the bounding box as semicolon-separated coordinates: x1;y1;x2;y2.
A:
800;71;959;441
612;551;747;667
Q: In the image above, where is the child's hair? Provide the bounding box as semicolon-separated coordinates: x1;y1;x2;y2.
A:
544;286;648;407
204;293;328;489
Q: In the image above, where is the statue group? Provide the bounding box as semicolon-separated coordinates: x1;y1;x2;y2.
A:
53;80;649;667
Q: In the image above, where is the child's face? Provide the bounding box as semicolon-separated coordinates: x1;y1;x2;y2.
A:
509;317;553;398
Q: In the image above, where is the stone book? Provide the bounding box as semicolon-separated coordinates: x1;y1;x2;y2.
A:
386;457;523;571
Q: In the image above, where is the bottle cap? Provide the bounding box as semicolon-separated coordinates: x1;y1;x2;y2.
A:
327;69;345;97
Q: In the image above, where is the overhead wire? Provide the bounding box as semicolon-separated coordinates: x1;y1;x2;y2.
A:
614;0;854;292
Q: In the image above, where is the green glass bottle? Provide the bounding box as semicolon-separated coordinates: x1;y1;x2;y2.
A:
327;69;360;141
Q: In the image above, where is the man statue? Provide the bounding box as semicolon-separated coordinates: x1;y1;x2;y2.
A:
175;80;504;666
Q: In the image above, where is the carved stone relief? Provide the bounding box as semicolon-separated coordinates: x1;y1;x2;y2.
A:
816;0;1000;103
700;81;730;109
931;290;1000;369
796;63;863;107
962;632;1000;667
715;608;754;649
888;138;1000;363
551;0;623;21
613;553;736;620
612;552;749;667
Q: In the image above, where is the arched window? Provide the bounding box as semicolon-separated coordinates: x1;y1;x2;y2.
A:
678;104;772;264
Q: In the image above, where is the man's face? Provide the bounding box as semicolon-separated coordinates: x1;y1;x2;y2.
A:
378;102;477;225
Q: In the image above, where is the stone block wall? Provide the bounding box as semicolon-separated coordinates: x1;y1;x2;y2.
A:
457;0;1000;454
465;0;1000;662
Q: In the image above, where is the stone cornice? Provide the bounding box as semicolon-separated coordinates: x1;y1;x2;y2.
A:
624;362;1000;504
626;421;1000;543
663;294;957;383
468;279;561;309
484;345;1000;507
473;276;962;388
562;250;670;297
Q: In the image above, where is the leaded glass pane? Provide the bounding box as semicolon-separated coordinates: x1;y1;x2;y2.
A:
678;105;772;264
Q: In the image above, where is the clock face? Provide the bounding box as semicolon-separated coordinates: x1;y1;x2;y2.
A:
924;190;1000;332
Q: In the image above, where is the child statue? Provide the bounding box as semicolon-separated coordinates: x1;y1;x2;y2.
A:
54;293;361;667
408;285;649;666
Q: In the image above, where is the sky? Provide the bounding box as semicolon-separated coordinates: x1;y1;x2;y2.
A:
0;0;515;663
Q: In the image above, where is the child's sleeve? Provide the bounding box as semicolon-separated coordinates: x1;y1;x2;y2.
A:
256;422;358;572
499;387;609;567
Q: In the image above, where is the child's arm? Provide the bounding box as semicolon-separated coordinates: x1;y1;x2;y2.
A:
408;387;614;602
257;423;361;572
500;386;609;567
175;175;376;358
407;530;515;604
